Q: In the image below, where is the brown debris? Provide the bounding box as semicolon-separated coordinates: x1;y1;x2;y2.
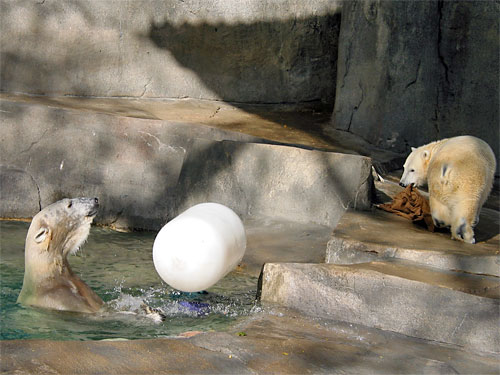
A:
377;185;435;232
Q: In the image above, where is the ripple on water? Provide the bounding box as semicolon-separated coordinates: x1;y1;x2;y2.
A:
0;221;259;340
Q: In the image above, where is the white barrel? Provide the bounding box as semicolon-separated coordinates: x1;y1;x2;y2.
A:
152;203;246;292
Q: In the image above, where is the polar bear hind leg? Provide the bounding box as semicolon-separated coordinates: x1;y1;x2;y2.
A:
450;199;479;244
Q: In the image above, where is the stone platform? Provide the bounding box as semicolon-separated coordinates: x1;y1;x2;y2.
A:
326;208;500;276
260;261;499;353
260;206;500;354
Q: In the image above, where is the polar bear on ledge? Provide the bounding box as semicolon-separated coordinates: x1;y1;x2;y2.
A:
399;135;496;244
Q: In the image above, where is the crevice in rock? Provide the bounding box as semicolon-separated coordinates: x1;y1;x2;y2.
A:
433;98;441;137
139;77;153;98
341;39;352;91
20;128;50;154
347;83;364;133
209;106;221;119
109;210;124;225
25;171;42;212
437;0;450;86
405;60;421;90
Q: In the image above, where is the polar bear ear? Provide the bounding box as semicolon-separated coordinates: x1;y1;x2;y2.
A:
34;227;50;243
411;147;416;152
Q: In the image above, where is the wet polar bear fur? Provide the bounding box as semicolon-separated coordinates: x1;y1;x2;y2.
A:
17;197;104;313
399;136;496;244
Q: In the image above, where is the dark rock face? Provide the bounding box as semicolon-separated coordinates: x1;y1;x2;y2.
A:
330;0;499;159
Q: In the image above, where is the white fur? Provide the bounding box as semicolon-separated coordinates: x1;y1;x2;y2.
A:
400;136;496;243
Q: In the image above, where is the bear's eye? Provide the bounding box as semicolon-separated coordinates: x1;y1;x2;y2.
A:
67;202;73;209
410;169;415;173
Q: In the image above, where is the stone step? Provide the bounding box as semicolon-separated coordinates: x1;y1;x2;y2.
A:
259;260;500;354
326;209;500;276
260;207;500;353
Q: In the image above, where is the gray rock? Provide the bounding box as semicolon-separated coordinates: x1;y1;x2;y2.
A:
2;310;499;374
259;262;500;353
0;0;341;108
175;139;373;227
330;0;499;162
0;166;40;218
326;209;500;277
2;1;497;163
242;217;331;277
0;99;373;230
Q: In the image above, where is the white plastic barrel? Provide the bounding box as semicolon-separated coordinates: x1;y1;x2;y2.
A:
152;203;246;292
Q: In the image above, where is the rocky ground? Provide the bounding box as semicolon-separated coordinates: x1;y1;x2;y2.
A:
3;308;498;375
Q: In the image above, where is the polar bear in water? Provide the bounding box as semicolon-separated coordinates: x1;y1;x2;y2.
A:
17;197;104;312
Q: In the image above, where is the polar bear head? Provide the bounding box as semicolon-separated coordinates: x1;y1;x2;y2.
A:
27;197;100;259
399;146;430;188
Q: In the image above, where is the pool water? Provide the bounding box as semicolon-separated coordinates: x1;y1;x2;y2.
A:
0;221;259;340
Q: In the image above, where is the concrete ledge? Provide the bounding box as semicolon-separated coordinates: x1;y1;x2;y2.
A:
326;209;500;276
259;262;500;353
2;310;499;374
0;99;372;230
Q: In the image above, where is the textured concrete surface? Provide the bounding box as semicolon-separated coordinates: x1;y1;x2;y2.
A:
241;217;331;277
2;1;497;161
0;0;341;107
260;262;500;354
0;98;372;230
326;209;500;276
2;309;499;374
331;0;499;160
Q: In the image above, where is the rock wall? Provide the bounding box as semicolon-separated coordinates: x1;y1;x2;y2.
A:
0;0;340;107
0;100;372;230
331;0;499;158
1;0;497;160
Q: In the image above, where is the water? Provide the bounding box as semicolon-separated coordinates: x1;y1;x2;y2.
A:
0;221;259;340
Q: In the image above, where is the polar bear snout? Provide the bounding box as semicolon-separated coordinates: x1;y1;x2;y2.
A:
398;180;416;188
85;197;99;217
399;168;420;188
398;178;408;187
68;197;99;218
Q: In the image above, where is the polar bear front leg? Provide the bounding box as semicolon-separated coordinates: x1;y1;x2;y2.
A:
429;195;451;229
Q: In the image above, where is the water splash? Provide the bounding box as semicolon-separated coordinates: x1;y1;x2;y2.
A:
0;221;259;340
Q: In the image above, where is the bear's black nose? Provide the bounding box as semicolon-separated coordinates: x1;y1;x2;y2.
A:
399;182;405;187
